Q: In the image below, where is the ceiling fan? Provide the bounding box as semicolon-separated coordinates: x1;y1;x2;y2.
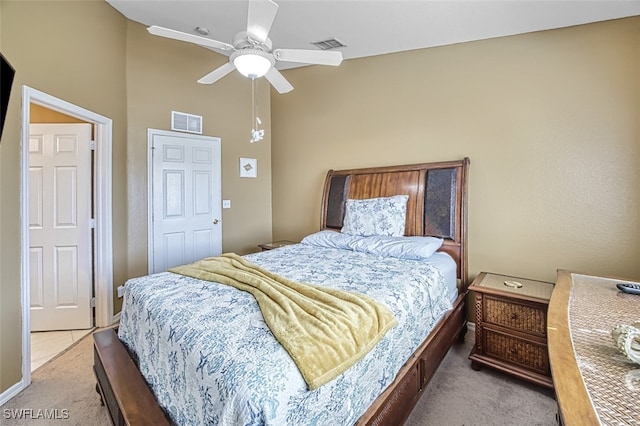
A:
147;0;344;94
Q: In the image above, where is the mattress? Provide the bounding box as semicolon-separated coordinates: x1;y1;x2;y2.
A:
423;251;458;303
118;243;454;425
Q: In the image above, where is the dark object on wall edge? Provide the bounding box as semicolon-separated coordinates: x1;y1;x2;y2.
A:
1;52;16;142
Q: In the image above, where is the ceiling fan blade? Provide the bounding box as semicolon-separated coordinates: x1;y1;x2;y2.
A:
273;49;343;66
265;68;293;94
197;62;236;84
246;0;279;43
148;25;234;51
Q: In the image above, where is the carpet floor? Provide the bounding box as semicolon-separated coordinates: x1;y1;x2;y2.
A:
1;331;110;426
405;334;557;425
1;329;557;425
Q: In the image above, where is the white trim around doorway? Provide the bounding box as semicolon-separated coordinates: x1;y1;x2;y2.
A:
13;86;114;399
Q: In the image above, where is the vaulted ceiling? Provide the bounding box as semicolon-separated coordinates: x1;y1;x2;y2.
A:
107;0;640;70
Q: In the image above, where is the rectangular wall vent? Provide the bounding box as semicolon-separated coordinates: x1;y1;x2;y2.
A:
311;38;346;50
171;111;202;134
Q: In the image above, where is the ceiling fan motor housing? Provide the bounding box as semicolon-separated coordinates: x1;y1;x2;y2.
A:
233;31;273;51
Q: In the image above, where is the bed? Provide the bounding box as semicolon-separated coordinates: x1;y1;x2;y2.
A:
93;158;470;426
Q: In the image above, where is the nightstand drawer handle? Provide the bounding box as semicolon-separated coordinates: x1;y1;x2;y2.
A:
510;312;519;320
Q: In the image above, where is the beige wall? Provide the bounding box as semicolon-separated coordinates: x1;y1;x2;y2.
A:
124;20;273;284
0;0;127;393
271;17;640;284
0;0;272;394
30;104;85;124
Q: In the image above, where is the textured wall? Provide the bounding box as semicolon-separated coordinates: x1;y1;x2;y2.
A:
0;0;127;393
271;17;640;284
0;1;272;394
124;20;273;284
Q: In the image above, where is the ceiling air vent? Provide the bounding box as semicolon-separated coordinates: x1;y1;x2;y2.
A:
311;38;346;50
171;111;202;134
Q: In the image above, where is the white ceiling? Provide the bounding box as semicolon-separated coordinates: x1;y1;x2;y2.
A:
107;0;640;69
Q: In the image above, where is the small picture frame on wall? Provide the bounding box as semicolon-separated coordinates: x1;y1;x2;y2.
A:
240;157;257;178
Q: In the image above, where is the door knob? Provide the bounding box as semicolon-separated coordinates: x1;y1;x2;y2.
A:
212;219;219;224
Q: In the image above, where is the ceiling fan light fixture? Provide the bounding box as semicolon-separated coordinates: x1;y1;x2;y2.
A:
232;49;274;78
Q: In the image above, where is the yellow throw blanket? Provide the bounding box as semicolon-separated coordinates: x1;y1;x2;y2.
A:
168;253;397;390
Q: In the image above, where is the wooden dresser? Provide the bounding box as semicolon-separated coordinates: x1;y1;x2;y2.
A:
469;272;554;388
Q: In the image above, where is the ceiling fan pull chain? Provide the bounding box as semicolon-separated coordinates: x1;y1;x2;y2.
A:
250;77;265;143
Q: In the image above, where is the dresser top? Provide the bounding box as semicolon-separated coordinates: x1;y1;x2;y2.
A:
471;272;554;301
548;270;640;426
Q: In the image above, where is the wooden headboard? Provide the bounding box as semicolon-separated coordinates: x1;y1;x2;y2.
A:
320;158;469;287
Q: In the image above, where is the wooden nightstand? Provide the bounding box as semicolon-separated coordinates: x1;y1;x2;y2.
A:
258;240;297;251
468;272;554;389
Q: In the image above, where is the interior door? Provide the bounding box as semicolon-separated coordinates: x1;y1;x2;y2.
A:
149;130;222;273
29;123;93;331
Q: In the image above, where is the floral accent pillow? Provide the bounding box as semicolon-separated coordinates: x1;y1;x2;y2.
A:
341;195;409;237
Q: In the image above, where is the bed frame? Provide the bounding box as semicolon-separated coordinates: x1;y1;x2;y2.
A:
93;157;470;426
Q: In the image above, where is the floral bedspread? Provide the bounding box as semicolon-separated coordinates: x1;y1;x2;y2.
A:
118;243;453;425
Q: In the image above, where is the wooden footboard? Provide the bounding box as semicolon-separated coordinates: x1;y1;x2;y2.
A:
93;329;170;425
93;295;466;426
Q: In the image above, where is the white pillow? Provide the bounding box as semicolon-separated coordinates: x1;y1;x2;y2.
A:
301;230;444;261
349;235;444;261
341;195;408;237
301;230;361;250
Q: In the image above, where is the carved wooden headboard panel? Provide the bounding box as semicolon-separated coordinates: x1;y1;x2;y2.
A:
320;158;470;287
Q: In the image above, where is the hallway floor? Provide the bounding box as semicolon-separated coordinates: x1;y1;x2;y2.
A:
31;329;94;372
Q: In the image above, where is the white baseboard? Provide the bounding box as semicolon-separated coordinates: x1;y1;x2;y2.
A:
0;378;27;407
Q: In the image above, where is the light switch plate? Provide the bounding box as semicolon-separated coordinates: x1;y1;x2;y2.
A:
222;200;231;209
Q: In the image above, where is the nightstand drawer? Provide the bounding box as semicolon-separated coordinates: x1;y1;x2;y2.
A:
484;296;547;337
484;329;550;375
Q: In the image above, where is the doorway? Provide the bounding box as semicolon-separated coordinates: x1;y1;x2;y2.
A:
19;87;113;386
29;122;93;332
147;129;222;273
28;121;93;371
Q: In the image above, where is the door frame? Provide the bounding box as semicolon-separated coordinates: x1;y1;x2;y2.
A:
19;86;113;388
146;128;221;274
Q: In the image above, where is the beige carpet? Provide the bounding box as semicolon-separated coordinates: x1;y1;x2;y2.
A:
1;330;556;425
1;331;110;426
405;333;557;425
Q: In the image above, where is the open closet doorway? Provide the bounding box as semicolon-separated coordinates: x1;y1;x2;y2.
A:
29;118;94;370
20;87;113;385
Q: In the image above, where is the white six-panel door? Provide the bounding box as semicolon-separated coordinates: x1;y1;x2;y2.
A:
29;123;93;331
149;129;222;273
